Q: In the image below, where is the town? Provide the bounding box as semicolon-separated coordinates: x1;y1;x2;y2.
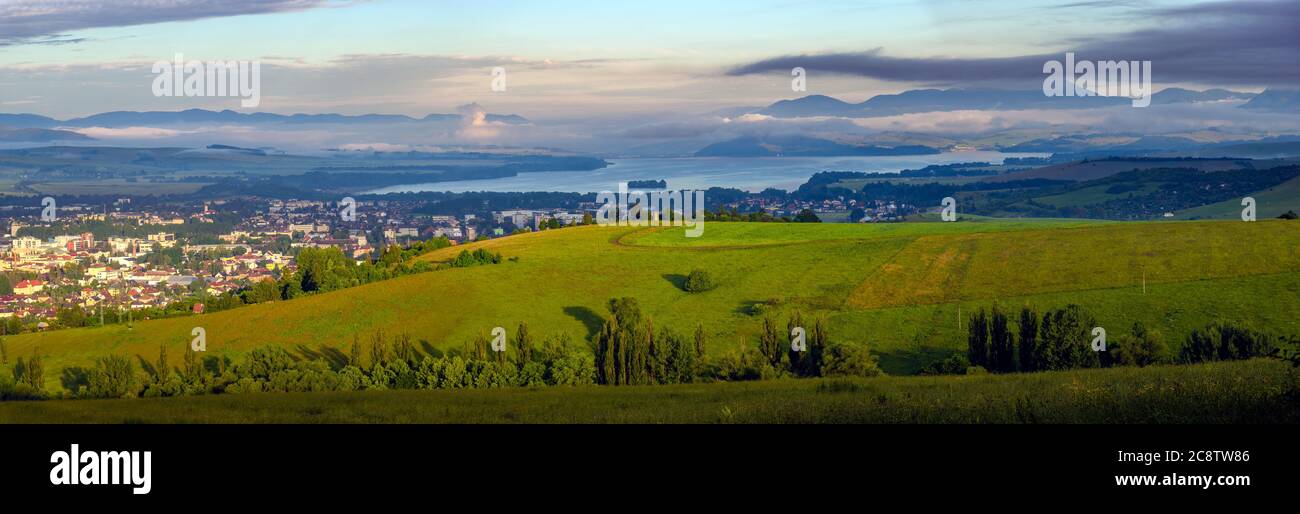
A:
0;186;910;334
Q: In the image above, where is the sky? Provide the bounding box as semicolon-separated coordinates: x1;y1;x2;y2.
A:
6;0;1293;119
0;0;1296;153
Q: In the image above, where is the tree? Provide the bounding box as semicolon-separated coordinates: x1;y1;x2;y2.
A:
350;334;363;367
1111;322;1167;367
821;342;883;377
683;269;716;293
245;278;281;303
794;209;821;223
988;307;1015;373
155;342;170;384
594;297;651;385
693;322;707;358
786;311;805;374
1036;305;1099;370
369;329;389;366
512;322;533;370
967;308;989;369
1018;307;1038;372
802;318;828;377
757;316;783;370
87;354;134;399
21;347;44;391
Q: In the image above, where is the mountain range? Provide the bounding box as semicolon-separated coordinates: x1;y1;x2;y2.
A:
749;87;1277;119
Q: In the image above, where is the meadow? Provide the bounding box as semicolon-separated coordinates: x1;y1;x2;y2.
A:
1;359;1292;423
5;218;1300;393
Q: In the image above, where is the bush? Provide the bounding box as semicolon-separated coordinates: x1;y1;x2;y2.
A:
820;342;884;377
683;269;717;293
1179;322;1278;364
920;353;970;375
86;355;137;399
1110;323;1168;367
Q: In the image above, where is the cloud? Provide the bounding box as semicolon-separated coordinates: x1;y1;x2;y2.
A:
0;0;346;46
66;126;194;139
728;0;1300;88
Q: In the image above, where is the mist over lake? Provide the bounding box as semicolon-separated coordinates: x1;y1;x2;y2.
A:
364;151;1047;194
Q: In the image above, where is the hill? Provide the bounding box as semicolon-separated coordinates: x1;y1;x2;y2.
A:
5;219;1300;392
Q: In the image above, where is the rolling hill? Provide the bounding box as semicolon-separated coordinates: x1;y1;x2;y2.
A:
5;219;1300;392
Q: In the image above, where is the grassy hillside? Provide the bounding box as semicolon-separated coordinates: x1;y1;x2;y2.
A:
1;359;1292;423
1174;174;1300;220
5;219;1300;391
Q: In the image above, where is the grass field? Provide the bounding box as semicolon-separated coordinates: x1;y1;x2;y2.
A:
1;359;1293;423
5;218;1300;393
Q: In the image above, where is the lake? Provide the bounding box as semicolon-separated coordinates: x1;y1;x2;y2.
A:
363;151;1047;194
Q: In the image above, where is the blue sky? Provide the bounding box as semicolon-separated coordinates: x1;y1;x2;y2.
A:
0;0;1293;118
2;1;1093;64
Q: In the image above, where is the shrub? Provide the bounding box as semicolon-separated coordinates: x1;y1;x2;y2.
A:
820;342;884;378
919;353;970;375
1179;322;1278;364
683;269;717;293
1110;323;1168;367
86;355;137;399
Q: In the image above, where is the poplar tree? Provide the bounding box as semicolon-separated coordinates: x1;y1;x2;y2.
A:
967;309;989;369
155;342;170;384
757;316;783;370
989;307;1015;373
513;322;533;370
349;334;363;367
1018;307;1038;372
786;311;805;374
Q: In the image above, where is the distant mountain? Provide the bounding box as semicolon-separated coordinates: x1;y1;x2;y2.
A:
755;88;1259;118
0;113;59;129
0;109;529;129
694;135;939;157
0;126;94;142
1240;89;1300;112
760;95;858;117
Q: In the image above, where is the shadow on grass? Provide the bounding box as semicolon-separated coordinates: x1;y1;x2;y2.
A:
875;346;956;376
60;366;91;391
662;273;688;291
563;306;604;347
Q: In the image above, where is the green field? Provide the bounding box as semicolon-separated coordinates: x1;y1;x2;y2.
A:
5;218;1300;393
1;359;1293;423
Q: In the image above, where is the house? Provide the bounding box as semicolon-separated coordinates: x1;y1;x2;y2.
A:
14;279;45;295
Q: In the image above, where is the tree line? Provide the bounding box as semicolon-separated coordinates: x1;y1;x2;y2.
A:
924;304;1295;375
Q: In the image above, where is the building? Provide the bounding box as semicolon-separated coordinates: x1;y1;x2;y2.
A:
14;279;45;295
